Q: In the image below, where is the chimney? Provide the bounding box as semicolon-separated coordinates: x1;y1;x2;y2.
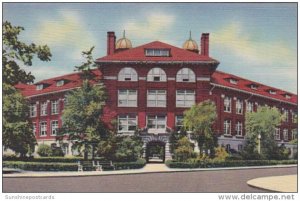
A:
201;33;209;56
107;31;116;55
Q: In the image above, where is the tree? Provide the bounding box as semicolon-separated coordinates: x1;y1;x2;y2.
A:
3;21;51;85
174;136;196;162
3;84;36;157
114;135;144;162
59;47;107;160
243;106;282;159
183;100;218;157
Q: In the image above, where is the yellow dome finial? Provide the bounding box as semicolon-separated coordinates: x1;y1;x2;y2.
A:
182;31;199;53
116;30;132;50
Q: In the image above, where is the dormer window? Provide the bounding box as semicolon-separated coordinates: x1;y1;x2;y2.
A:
56;80;65;87
36;84;44;90
283;93;292;99
249;84;258;90
145;49;170;57
229;78;238;85
267;89;276;95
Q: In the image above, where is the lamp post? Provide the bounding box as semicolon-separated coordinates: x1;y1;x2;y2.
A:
257;133;261;154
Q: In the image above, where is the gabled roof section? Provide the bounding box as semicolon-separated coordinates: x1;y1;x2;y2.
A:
211;71;297;105
96;41;219;63
15;69;102;98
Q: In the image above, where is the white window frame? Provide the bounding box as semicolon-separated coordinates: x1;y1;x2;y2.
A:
229;79;238;85
51;120;59;136
283;129;288;141
147;67;167;82
40;121;47;136
292;129;297;140
118;67;138;81
147;115;167;134
175;115;184;130
40;102;48;116
274;128;280;140
292;111;297;123
118;115;137;134
56;80;64;87
236;121;243;136
118;89;138;107
224;120;231;135
246;101;254;112
283;109;289;122
236;99;243;114
224;96;232;113
176;68;196;82
145;49;170;57
36;84;43;90
29;104;37;117
147;90;166;107
176;90;195;108
51;100;59;115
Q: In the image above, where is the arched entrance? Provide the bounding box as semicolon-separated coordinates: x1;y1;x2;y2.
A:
146;141;165;163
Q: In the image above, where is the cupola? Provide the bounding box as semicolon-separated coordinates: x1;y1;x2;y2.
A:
182;31;199;53
115;30;132;51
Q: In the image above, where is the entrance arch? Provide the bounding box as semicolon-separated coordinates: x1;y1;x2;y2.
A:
146;141;165;163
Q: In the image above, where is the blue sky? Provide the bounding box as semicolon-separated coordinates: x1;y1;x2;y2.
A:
3;3;297;93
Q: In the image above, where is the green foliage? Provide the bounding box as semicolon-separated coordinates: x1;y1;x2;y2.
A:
97;135;118;161
59;47;107;159
165;159;297;169
169;129;187;157
114;158;147;170
174;137;197;162
214;146;229;161
2;21;51;85
3;84;36;157
3;161;78;171
3;156;83;163
37;144;53;157
183;100;218;156
114;135;144;162
244;106;282;160
51;147;65;157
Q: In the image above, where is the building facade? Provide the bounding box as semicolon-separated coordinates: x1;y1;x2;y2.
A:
15;31;298;160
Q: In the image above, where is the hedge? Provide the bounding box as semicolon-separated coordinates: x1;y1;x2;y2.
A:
3;161;78;171
165;159;298;168
114;158;146;170
3;156;84;163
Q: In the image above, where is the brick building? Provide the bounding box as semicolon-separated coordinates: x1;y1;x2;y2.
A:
15;31;297;160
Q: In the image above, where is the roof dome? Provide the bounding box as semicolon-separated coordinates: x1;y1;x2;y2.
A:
183;31;198;52
116;30;132;50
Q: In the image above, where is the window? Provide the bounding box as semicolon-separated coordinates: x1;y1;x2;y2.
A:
118;90;137;107
224;120;231;135
147;115;166;133
29;104;37;117
249;84;258;90
56;80;64;87
274;128;280;140
118;115;137;133
246;101;254;112
268;89;276;95
225;144;231;152
283;129;288;141
283;109;289;122
33;123;36;135
36;84;43;90
292;111;297;123
145;49;170;57
284;94;291;99
147;90;166;107
40;121;47;136
176;68;195;82
236;121;243;136
51;120;59;136
224;96;231;112
51;100;59;115
118;67;138;81
229;79;238;85
147;68;167;82
40;102;48;116
175;115;184;131
176;90;195;107
236;99;243;114
292;129;297;140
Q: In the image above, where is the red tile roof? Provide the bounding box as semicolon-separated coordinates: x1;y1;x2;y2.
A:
211;71;297;104
96;41;218;63
15;69;102;97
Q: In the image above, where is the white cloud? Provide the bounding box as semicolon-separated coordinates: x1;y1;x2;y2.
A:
36;9;97;54
27;65;73;82
122;13;175;42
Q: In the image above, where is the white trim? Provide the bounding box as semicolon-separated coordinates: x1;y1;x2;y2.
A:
97;60;219;64
167;77;175;81
211;83;297;106
104;76;117;80
197;77;210;81
138;77;146;80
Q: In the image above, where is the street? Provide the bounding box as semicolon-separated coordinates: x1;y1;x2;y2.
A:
3;166;297;193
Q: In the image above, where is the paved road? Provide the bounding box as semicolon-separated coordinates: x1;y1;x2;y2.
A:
3;166;297;193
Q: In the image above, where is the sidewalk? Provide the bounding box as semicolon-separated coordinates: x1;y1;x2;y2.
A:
247;175;297;192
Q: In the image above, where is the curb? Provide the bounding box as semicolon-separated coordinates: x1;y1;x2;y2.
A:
3;164;297;178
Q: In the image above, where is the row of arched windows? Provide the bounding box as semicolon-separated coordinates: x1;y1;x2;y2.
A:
118;67;196;82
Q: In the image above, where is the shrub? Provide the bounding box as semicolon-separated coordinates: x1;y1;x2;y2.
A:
174;137;197;162
51;147;65;157
3;161;78;171
37;144;52;157
214;146;229;161
114;135;143;162
114;158;146;170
